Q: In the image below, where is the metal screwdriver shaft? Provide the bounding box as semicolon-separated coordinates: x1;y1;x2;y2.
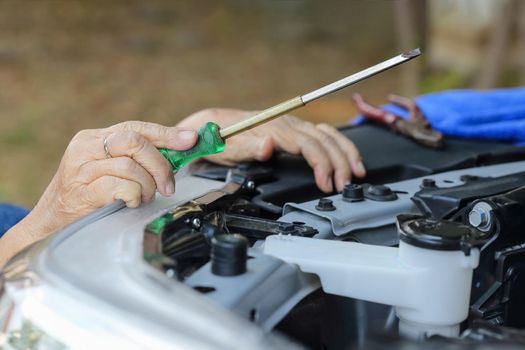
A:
159;48;421;171
219;48;421;138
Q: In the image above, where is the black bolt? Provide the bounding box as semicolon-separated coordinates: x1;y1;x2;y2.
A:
364;184;398;201
211;234;248;277
342;183;364;202
369;185;392;196
191;217;202;229
421;178;436;189
316;198;336;211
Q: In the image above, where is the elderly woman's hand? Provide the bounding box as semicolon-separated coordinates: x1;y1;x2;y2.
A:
1;121;196;266
177;108;366;193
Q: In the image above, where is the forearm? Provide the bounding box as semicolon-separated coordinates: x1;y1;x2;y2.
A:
0;211;49;267
0;182;61;268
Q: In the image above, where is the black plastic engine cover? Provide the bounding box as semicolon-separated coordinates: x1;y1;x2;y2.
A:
412;172;525;219
193;123;525;214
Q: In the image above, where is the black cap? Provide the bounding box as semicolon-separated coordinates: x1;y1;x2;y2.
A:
211;234;248;276
316;198;336;211
343;183;364;202
397;215;483;255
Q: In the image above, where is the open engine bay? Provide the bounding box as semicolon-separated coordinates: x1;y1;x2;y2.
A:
5;123;525;349
142;123;525;349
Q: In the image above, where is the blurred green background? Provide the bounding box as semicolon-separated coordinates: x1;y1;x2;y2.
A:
1;0;524;207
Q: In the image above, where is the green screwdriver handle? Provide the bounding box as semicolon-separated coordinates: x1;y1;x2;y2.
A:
158;122;225;171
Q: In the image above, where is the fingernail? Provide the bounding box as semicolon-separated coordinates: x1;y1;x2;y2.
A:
258;139;266;155
326;177;333;192
356;160;366;175
257;137;272;161
337;178;348;192
165;178;175;195
176;129;197;141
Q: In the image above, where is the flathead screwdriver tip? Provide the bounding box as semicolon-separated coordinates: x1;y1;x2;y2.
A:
401;48;422;59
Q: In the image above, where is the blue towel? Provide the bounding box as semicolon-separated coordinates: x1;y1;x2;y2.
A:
0;204;29;237
356;87;525;144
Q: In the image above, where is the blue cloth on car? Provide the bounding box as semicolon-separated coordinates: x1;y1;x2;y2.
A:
0;204;29;237
356;87;525;144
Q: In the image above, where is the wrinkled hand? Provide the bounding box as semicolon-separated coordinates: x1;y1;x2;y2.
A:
1;121;198;267
30;121;197;236
178;108;366;193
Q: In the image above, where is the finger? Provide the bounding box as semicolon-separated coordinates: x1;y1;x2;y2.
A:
316;123;366;178
177;108;253;129
208;134;274;165
105;131;175;196
82;176;143;208
299;122;352;192
281;130;334;193
109;121;197;150
78;157;156;203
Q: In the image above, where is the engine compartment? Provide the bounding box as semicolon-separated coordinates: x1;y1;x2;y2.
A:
143;124;525;349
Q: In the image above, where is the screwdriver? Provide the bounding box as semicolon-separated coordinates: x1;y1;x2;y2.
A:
159;48;421;171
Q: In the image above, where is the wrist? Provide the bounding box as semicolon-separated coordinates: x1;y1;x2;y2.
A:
18;208;55;241
26;177;64;240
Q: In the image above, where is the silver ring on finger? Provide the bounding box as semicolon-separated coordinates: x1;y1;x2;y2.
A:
103;136;113;159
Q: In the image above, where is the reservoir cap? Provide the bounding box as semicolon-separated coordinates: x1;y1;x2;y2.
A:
397;214;483;255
